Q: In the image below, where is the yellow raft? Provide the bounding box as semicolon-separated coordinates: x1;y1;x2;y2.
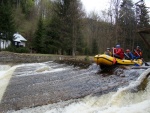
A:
94;54;143;67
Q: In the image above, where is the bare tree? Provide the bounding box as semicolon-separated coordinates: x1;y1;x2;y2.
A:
109;0;122;44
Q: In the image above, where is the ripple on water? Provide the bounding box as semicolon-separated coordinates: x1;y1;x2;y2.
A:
1;62;150;113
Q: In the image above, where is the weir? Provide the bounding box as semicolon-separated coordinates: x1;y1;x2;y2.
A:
0;62;149;113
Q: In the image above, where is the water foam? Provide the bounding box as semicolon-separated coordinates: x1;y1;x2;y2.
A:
4;64;150;113
44;68;150;113
0;65;18;102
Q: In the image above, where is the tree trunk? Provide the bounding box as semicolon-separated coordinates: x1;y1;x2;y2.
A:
72;22;76;57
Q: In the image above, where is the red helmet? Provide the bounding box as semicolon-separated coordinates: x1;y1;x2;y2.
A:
126;49;130;52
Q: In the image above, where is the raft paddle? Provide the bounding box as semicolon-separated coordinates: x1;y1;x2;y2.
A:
134;49;149;66
124;53;130;59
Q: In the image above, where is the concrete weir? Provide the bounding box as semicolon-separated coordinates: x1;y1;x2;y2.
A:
0;61;148;112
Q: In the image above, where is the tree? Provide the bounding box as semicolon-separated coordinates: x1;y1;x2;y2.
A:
92;39;98;55
0;1;16;50
135;0;150;60
11;0;39;50
46;0;84;56
33;16;45;53
135;0;150;28
118;0;136;49
81;11;114;55
44;11;62;54
20;0;35;18
109;0;122;44
68;0;84;56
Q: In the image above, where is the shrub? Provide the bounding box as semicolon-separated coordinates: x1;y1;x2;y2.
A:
84;56;89;61
4;45;30;53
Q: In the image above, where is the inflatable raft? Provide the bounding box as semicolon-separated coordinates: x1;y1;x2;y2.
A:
94;54;143;69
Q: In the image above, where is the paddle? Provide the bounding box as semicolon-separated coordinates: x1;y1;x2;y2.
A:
134;49;149;66
124;53;130;59
112;47;114;57
112;47;117;64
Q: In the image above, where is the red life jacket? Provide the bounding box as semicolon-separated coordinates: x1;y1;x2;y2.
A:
134;49;142;57
116;48;124;59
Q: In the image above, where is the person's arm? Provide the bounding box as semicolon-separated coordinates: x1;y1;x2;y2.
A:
116;49;121;54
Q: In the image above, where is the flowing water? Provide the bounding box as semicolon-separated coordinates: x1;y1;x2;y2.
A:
0;62;150;113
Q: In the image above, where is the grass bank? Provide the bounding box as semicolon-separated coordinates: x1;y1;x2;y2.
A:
0;51;94;68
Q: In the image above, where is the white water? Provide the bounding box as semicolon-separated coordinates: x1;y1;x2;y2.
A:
0;64;18;102
28;68;150;113
0;65;11;79
10;76;150;113
0;63;150;113
27;69;150;113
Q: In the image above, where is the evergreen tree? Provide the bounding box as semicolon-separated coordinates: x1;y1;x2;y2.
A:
64;0;84;56
33;16;45;53
118;0;136;49
44;1;64;54
44;13;62;54
46;0;84;55
0;1;16;50
92;39;98;55
20;0;35;18
136;1;150;28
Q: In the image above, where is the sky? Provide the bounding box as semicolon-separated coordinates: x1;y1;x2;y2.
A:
81;0;150;13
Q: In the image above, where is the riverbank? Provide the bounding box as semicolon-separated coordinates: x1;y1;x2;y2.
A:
0;51;93;68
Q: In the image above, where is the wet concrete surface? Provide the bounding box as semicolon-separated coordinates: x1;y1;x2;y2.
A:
0;62;145;112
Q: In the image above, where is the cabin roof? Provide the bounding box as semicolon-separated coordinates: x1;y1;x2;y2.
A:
13;33;27;42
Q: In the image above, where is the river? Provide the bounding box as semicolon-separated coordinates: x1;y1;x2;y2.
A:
0;61;150;113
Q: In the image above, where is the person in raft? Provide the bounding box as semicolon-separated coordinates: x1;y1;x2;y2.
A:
134;46;143;59
113;44;124;59
104;48;112;56
124;49;136;60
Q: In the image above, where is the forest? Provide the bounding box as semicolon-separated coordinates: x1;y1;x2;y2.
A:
0;0;150;59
